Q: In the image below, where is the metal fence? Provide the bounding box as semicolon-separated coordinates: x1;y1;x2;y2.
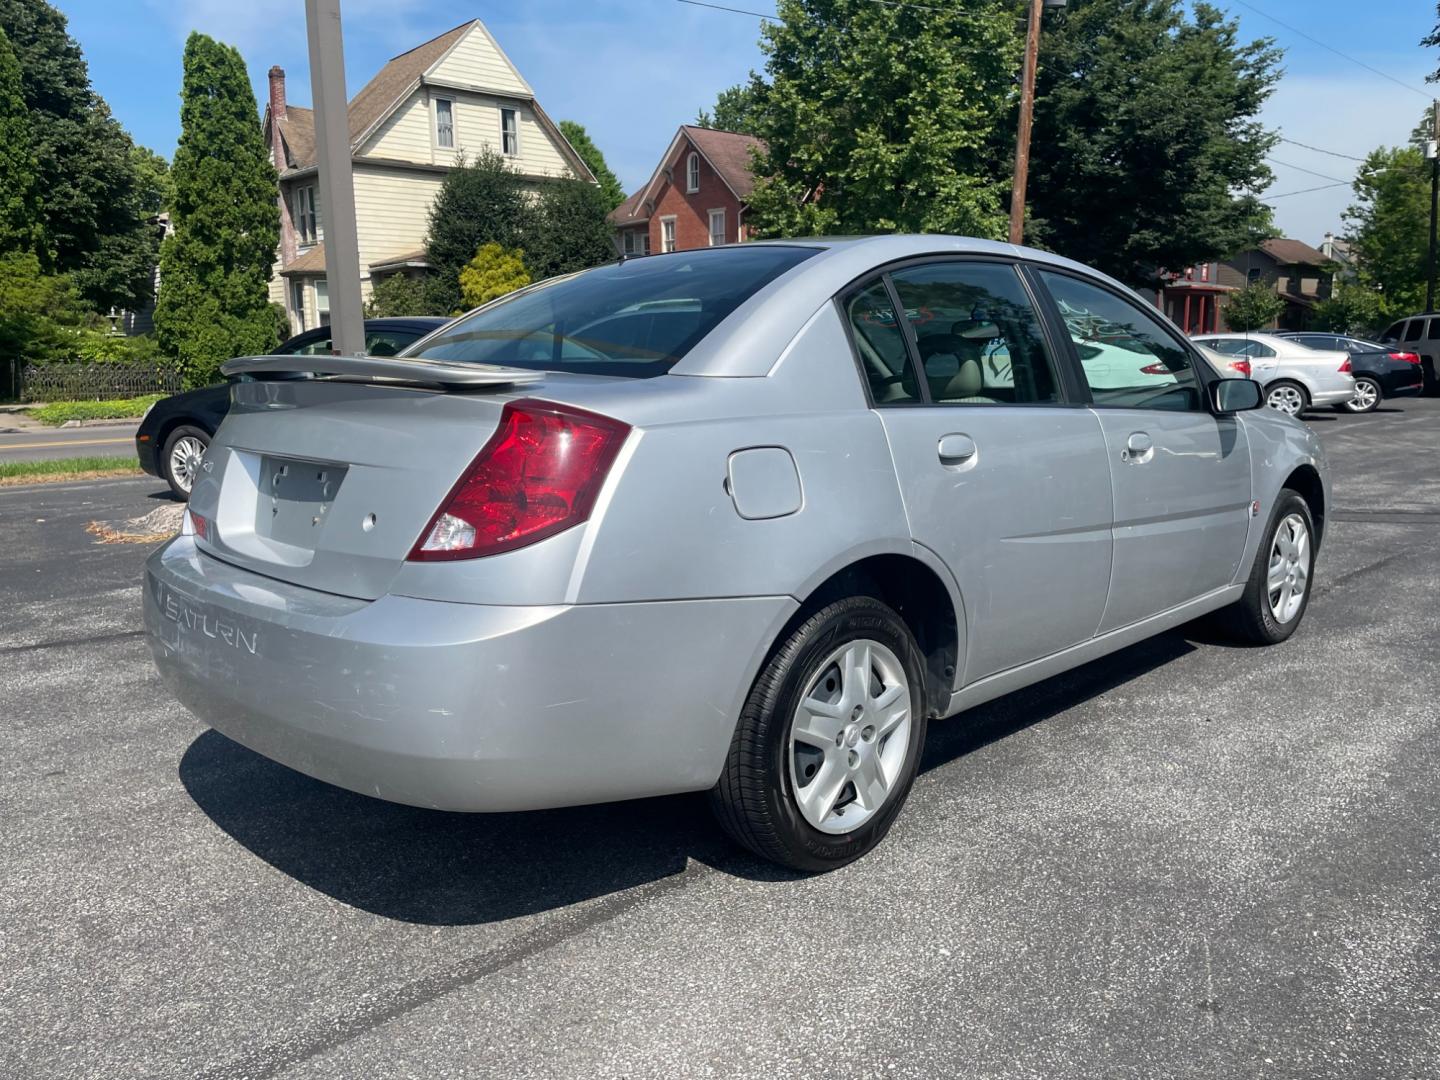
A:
18;362;183;403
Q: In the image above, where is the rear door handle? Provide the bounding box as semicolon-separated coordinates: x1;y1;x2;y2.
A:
937;433;977;466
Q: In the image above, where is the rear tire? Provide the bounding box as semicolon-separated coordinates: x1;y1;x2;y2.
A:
161;425;210;501
1339;376;1381;413
710;596;928;873
1213;489;1315;645
1265;380;1308;417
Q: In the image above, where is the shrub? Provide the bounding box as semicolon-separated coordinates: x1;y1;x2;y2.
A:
458;244;531;310
366;273;442;317
30;394;163;425
1222;282;1285;332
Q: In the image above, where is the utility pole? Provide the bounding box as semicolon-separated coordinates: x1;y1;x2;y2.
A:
1427;100;1439;312
305;0;365;356
1009;0;1057;246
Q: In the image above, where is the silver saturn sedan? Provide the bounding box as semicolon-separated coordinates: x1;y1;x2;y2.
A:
145;236;1329;871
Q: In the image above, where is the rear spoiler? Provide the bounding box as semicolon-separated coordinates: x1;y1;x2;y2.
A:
220;353;544;390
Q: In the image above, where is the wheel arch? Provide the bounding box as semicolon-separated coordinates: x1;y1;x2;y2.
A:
1283;463;1326;545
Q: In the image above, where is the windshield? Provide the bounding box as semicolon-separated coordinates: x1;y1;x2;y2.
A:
405;246;820;377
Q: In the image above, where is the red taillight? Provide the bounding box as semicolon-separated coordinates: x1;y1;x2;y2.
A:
1230;358;1252;377
409;399;631;561
1390;351;1422;365
1139;362;1169;375
184;508;210;540
1338;357;1352;373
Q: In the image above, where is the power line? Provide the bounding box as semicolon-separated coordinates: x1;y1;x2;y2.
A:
1266;157;1350;185
1227;0;1431;101
1263;181;1350;200
1276;136;1368;163
675;0;774;18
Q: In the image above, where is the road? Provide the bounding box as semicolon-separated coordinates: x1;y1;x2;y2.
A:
2;401;1437;1079
0;422;140;463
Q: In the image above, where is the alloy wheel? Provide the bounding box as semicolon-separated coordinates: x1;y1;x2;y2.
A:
168;436;207;495
1267;512;1310;624
1266;384;1305;416
787;639;912;835
1344;379;1380;413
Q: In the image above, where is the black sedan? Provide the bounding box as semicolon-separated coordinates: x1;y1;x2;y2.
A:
137;317;449;498
1275;331;1425;413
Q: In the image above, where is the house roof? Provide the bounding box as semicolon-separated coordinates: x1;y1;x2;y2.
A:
609;126;766;226
369;247;430;273
280;244;327;276
1260;238;1330;267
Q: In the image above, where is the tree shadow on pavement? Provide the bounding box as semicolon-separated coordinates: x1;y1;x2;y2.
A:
179;628;1199;924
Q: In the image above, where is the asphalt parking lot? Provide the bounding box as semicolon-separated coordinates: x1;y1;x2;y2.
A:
3;400;1437;1080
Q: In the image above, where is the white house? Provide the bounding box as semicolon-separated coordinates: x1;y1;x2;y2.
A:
261;19;594;331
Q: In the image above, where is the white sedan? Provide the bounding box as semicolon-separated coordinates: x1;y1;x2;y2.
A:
1193;333;1355;416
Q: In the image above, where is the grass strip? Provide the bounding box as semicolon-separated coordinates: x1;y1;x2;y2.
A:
0;455;144;487
29;395;163;426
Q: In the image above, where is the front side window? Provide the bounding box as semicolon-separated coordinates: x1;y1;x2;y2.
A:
660;217;676;253
686;152;700;193
293;185;318;245
889;261;1060;405
708;208;725;247
1380;322;1404;343
845;281;921;404
1040;270;1201;411
435;98;455;149
407;245;818;378
500;108;518;156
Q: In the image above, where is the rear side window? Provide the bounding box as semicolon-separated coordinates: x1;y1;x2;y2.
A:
1403;319;1424;342
845;281;922;404
888;261;1059;404
409;246;819;377
1040;270;1200;411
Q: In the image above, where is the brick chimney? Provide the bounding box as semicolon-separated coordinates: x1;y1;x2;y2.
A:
268;66;287;120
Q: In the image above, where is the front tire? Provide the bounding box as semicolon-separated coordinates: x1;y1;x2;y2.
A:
161;425;210;501
1265;380;1308;417
710;596;928;872
1214;489;1316;645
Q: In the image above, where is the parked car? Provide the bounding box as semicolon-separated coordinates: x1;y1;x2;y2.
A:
1192;332;1355;417
136;318;449;499
145;238;1329;872
1377;313;1440;395
1273;331;1424;412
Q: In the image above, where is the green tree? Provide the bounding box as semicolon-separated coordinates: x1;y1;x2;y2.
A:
1342;143;1429;321
696;78;768;136
1424;4;1440;82
366;273;442;318
424;149;530;313
0;251;84;363
1027;0;1281;287
154;33;280;388
1312;281;1384;336
1222;282;1284;331
0;27;44;259
558;120;625;211
130;145;173;216
745;0;1020;239
458;243;531;309
526;179;617;280
0;0;159;311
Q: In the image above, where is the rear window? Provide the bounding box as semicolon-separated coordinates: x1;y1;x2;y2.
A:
406;246;819;377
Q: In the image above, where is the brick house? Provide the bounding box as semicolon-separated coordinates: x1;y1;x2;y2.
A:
608;126;764;255
1157;238;1336;334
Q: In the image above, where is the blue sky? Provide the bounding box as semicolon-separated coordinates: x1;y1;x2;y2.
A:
57;0;1438;245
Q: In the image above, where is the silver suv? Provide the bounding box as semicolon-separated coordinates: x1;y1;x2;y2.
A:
145;237;1329;871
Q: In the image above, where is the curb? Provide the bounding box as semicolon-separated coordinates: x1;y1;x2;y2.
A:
58;418;144;429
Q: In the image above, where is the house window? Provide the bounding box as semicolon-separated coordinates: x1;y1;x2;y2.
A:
500;108;518;156
291;281;306;332
623;229;650;255
1246;267;1261;285
660;216;676;253
708;208;725;247
293;185;318;246
435;97;455;149
686;152;700;193
315;279;330;328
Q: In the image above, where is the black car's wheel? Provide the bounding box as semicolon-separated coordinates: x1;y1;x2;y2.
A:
710;596;928;872
1337;376;1381;413
1214;489;1316;646
161;425;210;500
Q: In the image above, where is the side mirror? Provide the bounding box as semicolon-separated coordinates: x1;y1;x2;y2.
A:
1211;378;1263;413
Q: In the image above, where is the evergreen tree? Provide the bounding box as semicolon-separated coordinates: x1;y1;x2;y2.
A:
154;33;279;388
458;243;531;309
746;0;1020;239
0;27;44;259
0;0;157;310
558;120;625;210
526;179;617;279
1026;0;1281;286
424;149;530;313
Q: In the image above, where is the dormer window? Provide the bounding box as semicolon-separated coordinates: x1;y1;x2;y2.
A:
686;152;700;193
435;97;455;149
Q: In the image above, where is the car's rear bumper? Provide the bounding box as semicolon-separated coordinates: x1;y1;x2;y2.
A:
1377;370;1424;397
145;537;795;812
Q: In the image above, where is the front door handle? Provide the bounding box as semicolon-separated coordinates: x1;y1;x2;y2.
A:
937;433;977;466
1123;431;1154;463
